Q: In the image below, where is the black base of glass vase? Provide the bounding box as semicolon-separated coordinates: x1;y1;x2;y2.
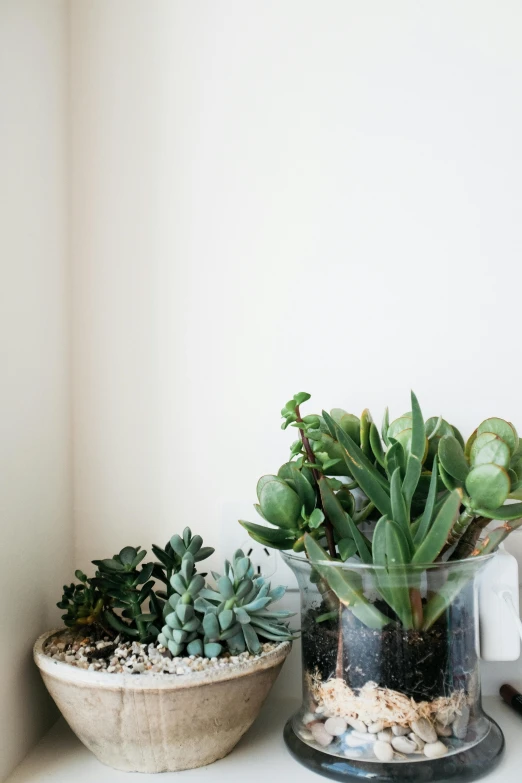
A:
283;716;504;783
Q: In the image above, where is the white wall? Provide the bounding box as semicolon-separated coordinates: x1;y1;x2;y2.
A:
69;0;522;698
0;1;72;779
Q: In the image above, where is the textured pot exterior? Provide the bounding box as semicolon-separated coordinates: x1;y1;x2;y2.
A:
34;632;290;772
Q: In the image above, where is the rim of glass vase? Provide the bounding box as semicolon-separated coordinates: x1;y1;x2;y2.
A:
280;549;496;571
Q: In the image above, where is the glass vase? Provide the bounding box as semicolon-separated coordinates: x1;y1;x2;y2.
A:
282;551;504;783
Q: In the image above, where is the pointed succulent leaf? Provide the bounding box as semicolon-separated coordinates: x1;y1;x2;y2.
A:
235;607;251;624
187;638;203;656
204;642;223;658
239;520;296;549
360;409;373;456
242;596;271;612
381;407;390;447
217;575;235;599
202;612;220;639
369;422;385;467
304;535;389;629
465;464;510;509
414;457;439;546
390;467;414;555
308;508;325;529
412;490;461;564
322;411;392;517
386;440;405;477
219;609;234;630
338;537;357;561
243;623;262;653
317;476;351;539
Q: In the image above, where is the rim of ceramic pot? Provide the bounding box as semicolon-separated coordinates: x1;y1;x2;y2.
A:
34;630;291;690
281;549;496;571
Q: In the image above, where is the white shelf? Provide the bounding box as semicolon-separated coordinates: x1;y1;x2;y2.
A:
6;696;522;782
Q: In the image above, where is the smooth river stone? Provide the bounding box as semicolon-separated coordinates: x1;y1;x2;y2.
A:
391;736;417;754
374;740;394;762
424;741;448;759
368;721;385;734
346;717;367;733
392;725;410;736
377;729;393;743
411;718;437;744
324;717;348;737
408;732;425;751
435;721;453;737
311;723;333;747
452;706;470;740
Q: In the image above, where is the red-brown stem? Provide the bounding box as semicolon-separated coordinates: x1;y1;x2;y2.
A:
410;587;424;630
295;405;336;558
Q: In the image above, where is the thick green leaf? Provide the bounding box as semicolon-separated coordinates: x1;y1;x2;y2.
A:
294;391;311;406
390;467;413;555
370;422;385;467
465;464;511;509
239;520;296;549
439;463;463;492
471;432;510;469
410;392;426;462
385;519;413;627
438;435;470;483
402;454;422;512
330;409;360;444
258;479;302;528
360;409;373;457
472;502;522;521
290;465;317;515
304;535;389;629
317;476;351;539
478;418;519;456
386;440;405;478
308;508;325;529
465;429;478;460
381;407;390;447
422;569;474;630
451;425;466;450
388;415;412;440
414;457;439;546
412;490;461;564
338;537;357;561
322;411;392;517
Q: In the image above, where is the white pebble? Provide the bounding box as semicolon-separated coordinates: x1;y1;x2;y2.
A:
411;718;437;744
374;740;394;762
435;722;452;737
324;717;348;737
311;723;333;747
299;730;313;742
452;706;470;740
344;748;363;758
303;712;316;725
392;725;410;736
368;721;384;734
391;736;417;754
408;732;425;750
424;741;448;759
346;717;367;733
377;729;393;743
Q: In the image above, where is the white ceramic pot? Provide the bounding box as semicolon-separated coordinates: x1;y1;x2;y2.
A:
34;631;290;772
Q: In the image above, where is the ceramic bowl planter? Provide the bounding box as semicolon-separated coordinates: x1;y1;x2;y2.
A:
35;631;290;773
282;553;503;783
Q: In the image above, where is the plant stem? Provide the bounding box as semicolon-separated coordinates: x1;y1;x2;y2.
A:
440;508;475;556
450;517;490;560
295;404;336;557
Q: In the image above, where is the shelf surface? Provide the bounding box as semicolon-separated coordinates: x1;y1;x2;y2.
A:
6;696;522;782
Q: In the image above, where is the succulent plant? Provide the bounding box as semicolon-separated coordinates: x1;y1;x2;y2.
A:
195;550;295;655
152;528;214;592
159;550;295;657
58;571;105;631
240;392;522;632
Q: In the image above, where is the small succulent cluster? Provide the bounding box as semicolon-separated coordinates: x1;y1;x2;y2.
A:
240;392;522;631
58;529;294;654
158;550;294;657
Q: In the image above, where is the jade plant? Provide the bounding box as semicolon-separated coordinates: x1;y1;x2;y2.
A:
240;392;522;631
158;549;294;657
58;529;294;654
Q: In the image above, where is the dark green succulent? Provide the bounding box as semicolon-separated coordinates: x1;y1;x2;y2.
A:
57;571;105;631
90;546;159;642
240;392;522;632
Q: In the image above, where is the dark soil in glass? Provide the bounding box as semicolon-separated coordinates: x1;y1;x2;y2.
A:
302;583;477;701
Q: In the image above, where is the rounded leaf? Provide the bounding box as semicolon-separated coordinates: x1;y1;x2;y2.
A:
186;638;203;656
330;409;360;444
471;432;510;469
477;418;518;456
204;642;223;658
465;464;511;509
258;479;302;529
438;434;470;482
388;415;412;440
